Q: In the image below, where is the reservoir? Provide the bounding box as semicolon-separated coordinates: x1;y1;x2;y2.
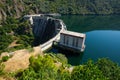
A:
50;15;120;65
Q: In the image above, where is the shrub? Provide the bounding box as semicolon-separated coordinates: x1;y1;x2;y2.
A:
2;56;10;62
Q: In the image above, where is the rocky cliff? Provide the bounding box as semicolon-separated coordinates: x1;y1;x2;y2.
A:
0;0;24;21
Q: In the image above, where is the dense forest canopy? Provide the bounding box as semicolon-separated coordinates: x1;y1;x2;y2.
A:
0;54;120;80
0;0;120;22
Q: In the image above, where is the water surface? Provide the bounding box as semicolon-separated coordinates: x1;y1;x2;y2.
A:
51;15;120;65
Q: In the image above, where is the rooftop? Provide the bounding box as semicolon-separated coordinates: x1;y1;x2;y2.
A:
61;30;85;38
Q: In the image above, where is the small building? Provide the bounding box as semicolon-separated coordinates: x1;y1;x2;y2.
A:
59;30;86;52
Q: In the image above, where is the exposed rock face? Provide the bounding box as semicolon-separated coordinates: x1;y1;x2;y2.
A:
0;0;41;22
0;0;26;22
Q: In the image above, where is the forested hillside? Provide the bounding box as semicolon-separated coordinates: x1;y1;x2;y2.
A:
0;0;120;23
0;53;120;80
0;17;34;53
0;0;120;79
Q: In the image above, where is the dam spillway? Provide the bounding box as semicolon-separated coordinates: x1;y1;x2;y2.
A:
24;14;86;53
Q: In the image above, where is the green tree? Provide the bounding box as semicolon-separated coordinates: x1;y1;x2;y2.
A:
71;60;108;80
0;62;5;75
18;55;58;80
96;58;120;80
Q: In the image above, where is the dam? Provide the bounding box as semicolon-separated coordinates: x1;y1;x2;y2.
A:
24;14;86;53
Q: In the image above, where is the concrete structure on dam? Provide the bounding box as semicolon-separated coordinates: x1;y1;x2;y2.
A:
24;14;86;52
59;31;86;52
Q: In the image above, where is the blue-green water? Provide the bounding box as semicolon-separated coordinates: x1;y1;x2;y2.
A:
52;15;120;65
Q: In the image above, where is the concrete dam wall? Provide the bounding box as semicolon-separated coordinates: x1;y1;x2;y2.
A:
32;16;57;46
24;14;85;52
24;14;66;51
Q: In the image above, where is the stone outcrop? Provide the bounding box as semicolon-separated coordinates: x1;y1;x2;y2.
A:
0;0;26;22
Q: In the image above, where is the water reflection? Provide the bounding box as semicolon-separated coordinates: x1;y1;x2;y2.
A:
60;15;120;32
50;15;120;65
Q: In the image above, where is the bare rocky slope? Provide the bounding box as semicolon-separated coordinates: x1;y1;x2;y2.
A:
0;0;38;23
0;0;24;22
